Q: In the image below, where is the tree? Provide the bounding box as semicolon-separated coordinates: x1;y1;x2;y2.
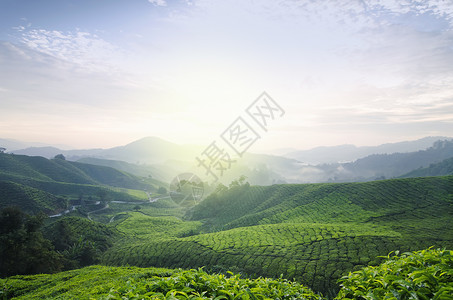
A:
54;154;66;160
0;147;5;153
133;205;141;211
0;207;63;277
228;175;249;189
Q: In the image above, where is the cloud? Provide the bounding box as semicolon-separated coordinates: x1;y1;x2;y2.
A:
192;0;453;31
148;0;167;6
18;28;122;73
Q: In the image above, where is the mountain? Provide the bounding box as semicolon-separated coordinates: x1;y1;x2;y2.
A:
8;136;453;184
76;157;170;185
323;139;453;181
99;136;199;164
11;146;104;159
10;137;297;185
11;137;197;164
285;136;452;164
400;157;453;178
0;138;72;152
285;139;453;183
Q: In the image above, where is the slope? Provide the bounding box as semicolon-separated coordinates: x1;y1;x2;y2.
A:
0;153;155;214
76;157;171;185
103;176;453;294
0;153;153;190
0;181;66;214
400;156;453;178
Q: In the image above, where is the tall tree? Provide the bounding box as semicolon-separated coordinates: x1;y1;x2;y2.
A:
0;207;63;277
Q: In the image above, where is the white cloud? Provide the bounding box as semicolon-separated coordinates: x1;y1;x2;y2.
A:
3;0;453;149
148;0;167;6
191;0;453;30
18;28;122;73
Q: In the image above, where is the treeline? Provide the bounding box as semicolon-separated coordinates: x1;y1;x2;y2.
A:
0;206;118;277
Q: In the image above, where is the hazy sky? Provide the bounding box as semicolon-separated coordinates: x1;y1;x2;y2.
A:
1;0;452;151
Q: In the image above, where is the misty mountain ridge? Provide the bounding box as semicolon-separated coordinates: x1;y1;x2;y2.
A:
0;138;73;152
8;135;451;164
285;136;452;164
10;137;198;164
4;136;453;184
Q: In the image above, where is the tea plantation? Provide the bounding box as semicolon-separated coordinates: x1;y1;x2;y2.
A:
102;176;453;295
1;248;451;299
1;167;452;298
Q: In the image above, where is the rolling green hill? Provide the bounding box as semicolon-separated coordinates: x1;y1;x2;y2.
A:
0;181;66;214
102;176;453;295
2;151;452;296
0;153;153;190
189;176;453;231
0;153;156;214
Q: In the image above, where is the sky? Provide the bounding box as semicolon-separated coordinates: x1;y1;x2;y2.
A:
0;0;453;152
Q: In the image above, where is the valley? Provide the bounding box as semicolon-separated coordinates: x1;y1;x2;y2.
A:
0;139;452;299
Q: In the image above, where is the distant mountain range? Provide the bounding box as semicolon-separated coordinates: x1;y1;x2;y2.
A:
284;136;452;164
314;139;453;182
9;137;198;164
3;136;453;184
0;138;72;152
7;137;295;184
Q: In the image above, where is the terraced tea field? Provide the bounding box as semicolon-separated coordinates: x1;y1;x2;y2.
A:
3;248;452;299
102;176;453;294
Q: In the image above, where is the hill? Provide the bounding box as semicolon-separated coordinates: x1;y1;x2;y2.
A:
0;138;71;152
0;153;152;190
10;136;453;184
400;157;453;178
11;137;294;185
102;176;453;294
0;153;155;214
10;137;195;165
0;181;66;214
304;139;453;182
76;157;173;184
285;136;452;164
